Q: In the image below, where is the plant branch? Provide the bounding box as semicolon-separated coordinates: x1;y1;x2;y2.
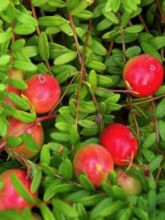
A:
121;93;165;108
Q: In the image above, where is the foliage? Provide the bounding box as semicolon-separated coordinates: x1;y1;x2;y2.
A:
0;0;165;219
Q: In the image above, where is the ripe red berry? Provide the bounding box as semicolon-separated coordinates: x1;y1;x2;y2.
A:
117;169;141;195
73;144;114;187
0;169;37;210
7;118;44;159
123;54;164;97
22;74;61;114
100;123;137;166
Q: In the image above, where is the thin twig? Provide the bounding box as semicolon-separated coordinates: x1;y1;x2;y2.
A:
156;0;165;26
151;101;160;143
138;15;149;32
48;73;79;114
121;93;165;108
68;13;83;64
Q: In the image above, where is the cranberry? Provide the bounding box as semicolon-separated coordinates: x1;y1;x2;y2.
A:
123;54;164;97
100;123;137;166
0;169;37;210
73;144;114;187
22;74;61;114
7;118;44;159
117;169;141;195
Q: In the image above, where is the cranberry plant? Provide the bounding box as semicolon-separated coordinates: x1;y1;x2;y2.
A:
0;0;165;219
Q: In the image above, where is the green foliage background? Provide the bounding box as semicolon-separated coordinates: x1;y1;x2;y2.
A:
0;0;165;219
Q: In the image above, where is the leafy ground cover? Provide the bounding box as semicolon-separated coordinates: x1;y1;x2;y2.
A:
0;0;165;219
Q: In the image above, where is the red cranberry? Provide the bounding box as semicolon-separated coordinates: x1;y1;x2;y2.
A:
7;118;44;159
0;169;37;210
22;74;61;114
100;123;137;166
73;144;114;187
123;54;164;97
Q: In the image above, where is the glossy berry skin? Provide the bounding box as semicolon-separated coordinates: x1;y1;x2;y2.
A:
100;123;137;166
7;119;44;159
123;54;164;97
73;144;114;187
117;169;141;196
0;169;37;210
22;74;61;114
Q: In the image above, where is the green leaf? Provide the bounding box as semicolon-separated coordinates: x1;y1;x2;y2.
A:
90;197;113;219
89;70;97;88
53;199;78;218
156;98;165;118
0;29;12;44
124;24;144;33
148;189;156;212
74;203;88;220
78;194;105;207
141;42;161;61
21;132;39;152
38;15;67;26
71;1;88;15
0;55;10;65
48;0;66;8
149;155;163;172
59;159;73;179
39;204;55;220
0;0;10;12
65;190;91;203
102;9;119;24
159;120;165;142
7;92;30;111
118;207;132;220
0;115;8;137
6;136;22;148
54;51;77;65
97;75;112;87
100;200;126;217
9;79;28;90
10;174;36;204
102;182;125;199
14;25;36;35
44;183;75;201
75;10;93;20
31;169;42;193
78;173;95;191
50;132;69;142
106;0;121;12
125;46;141;58
133;207;149;220
39;32;49;61
157;192;165;204
142;133;156;148
13;60;37;72
150;36;165;49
